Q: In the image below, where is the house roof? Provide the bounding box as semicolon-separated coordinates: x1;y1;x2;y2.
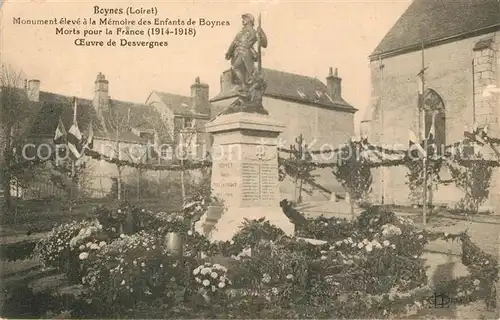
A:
29;92;99;137
371;0;500;59
29;91;159;143
210;68;356;111
151;90;210;118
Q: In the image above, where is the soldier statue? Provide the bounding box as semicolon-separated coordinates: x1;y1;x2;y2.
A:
221;13;269;115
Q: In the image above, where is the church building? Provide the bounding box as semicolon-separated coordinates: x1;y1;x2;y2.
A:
365;0;500;209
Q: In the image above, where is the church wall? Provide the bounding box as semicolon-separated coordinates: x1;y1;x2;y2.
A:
369;31;500;209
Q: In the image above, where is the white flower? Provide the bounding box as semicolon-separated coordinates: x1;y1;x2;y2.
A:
211;272;218;279
286;274;293;280
418;235;423;239
90;243;99;250
187;230;193;236
473;279;480;286
193;268;200;275
141;262;146;267
272;287;279;295
118;209;122;213
365;243;373;252
390;244;396;249
335;241;341;246
324;222;328;226
121;280;125;285
99;241;106;247
321;255;327;260
444;232;449;237
120;234;125;238
218;282;225;288
201;268;210;275
111;227;116;232
79;252;89;260
202;279;210;287
195;277;201;283
362;239;369;245
372;240;382;249
383;240;390;247
357;242;364;249
229;240;235;245
86;242;92;248
79;245;85;250
211;285;217;292
262;273;271;283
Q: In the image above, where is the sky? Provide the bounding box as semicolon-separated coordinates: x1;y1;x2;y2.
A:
0;0;411;133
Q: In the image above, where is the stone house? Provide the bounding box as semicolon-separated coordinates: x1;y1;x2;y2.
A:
210;67;357;201
19;73;209;199
364;0;500;209
145;77;212;161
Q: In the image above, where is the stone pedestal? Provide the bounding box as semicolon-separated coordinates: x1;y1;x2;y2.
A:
199;112;295;242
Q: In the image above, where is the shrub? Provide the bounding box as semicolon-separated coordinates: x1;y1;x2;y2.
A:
32;202;498;319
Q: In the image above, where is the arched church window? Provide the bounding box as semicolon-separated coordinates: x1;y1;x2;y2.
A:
422;88;445;156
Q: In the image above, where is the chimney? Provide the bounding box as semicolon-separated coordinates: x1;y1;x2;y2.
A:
93;72;109;116
326;67;342;101
27;80;40;102
191;76;209;115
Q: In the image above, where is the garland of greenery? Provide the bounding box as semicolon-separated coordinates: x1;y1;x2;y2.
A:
331;140;373;203
84;149;212;171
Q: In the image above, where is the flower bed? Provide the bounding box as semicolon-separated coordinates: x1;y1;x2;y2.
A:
32;202;498;318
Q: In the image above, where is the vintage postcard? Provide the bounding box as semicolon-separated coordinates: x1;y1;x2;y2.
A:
0;0;499;318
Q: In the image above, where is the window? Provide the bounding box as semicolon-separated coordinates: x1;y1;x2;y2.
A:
297;90;306;99
160;146;172;159
423;89;445;156
315;90;323;98
184;117;193;128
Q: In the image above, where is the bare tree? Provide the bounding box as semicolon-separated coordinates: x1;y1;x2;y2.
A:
175;119;200;204
0;65;34;214
104;105;131;201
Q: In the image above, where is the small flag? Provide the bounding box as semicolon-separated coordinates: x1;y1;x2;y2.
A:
417;75;424;96
426;112;437;156
67;98;83;160
82;120;94;151
67;123;83;160
409;129;426;157
427;112;436;142
53;118;67;144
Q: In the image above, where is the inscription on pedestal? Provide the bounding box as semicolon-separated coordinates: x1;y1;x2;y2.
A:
260;163;278;201
241;161;279;205
241;163;260;201
212;162;238;203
